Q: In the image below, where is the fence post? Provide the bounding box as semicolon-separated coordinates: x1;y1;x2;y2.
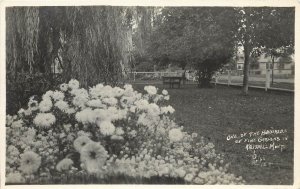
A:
133;72;136;81
227;70;231;86
215;74;218;86
265;69;270;91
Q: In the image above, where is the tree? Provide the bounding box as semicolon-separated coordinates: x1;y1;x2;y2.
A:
264;46;294;84
236;7;294;94
6;7;40;75
6;6;135;87
147;7;238;87
6;6;136;114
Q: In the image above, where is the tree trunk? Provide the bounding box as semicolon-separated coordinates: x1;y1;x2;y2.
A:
242;42;251;95
271;56;274;85
197;67;213;88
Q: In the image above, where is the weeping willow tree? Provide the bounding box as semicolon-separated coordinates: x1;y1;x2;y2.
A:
6;7;40;76
6;6;135;114
6;6;134;87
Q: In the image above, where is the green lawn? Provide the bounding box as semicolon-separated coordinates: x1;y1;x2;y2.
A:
133;84;294;185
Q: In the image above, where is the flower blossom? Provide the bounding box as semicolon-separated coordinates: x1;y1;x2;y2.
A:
56;158;74;172
68;79;80;89
34;113;56;128
98;121;115;136
39;99;53;112
19;151;41;174
144;86;157;95
80;142;108;174
169;128;184;142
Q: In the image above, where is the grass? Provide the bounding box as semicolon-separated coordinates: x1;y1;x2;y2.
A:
133;84;294;185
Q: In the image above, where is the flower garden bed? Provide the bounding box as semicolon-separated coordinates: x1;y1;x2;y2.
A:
6;80;244;184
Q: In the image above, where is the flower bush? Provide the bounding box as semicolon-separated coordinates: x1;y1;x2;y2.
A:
6;79;244;184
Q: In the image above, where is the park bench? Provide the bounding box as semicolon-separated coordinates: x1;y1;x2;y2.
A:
162;76;182;88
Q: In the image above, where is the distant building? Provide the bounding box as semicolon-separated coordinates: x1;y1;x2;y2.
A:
235;49;294;76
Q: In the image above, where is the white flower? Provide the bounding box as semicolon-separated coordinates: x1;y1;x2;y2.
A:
28;99;38;111
156;127;166;135
11;120;23;129
162;89;168;95
73;136;91;152
56;158;74;172
175;168;186;178
147;103;161;116
144;86;157;95
55;100;69;112
107;107;127;121
111;135;124;140
93;109;110;121
65;108;76;115
184;173;194;182
113;87;124;97
68;79;80;89
129;130;137;138
98;121;115;136
169;128;183;142
98;85;114;98
192;133;198;138
89;84;104;99
129;106;136;113
60;83;69;91
115;127;124;135
75;108;96;124
24;109;32;116
158;165;170;176
86;99;106;108
164;95;170;100
153;94;164;103
42;90;54;100
63;124;72;132
135;99;149;110
52;91;65;101
120;96;134;107
23;128;36;142
6;172;25;184
80;142;108;174
193;177;204;184
17;108;25;116
124;84;133;91
123;85;135;97
72;96;88;108
39;99;53;112
7;145;20;156
70;88;89;98
102;97;118;106
6;115;14;126
34;113;56;128
161;105;175;114
19;151;41;174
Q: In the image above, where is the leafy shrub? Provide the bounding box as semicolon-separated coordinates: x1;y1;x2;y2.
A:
6;73;63;115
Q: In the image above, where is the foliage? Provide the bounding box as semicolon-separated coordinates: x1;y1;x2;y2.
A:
6;80;244;184
147;7;238;87
6;7;40;74
6;7;136;114
6;72;64;115
235;7;295;94
6;7;135;88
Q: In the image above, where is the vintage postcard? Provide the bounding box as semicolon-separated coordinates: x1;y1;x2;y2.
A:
0;0;299;188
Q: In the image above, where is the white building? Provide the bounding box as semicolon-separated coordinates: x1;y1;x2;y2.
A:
235;50;294;76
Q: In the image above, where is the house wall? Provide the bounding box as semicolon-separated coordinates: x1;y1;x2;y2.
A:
235;52;294;76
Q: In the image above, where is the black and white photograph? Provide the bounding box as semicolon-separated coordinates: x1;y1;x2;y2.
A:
1;0;299;187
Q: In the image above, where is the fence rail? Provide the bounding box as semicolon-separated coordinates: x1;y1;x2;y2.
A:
126;69;294;91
